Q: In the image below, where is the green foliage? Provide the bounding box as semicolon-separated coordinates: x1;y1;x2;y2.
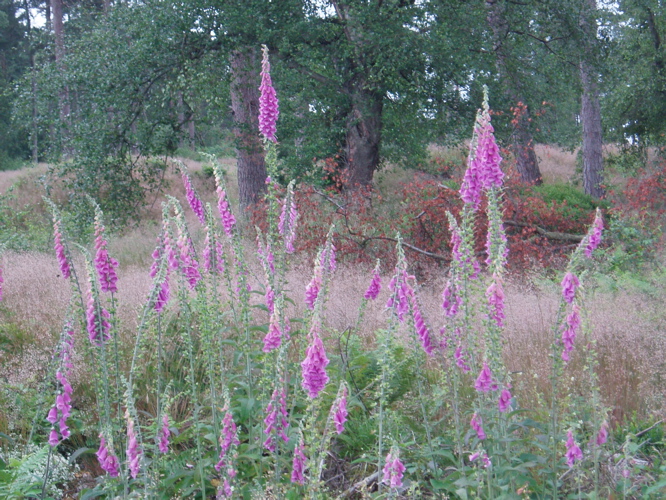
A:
533;183;608;212
605;144;649;176
0;184;51;252
0;444;78;499
603;211;662;271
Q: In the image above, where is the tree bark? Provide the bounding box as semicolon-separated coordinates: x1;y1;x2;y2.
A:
229;46;266;208
51;0;70;123
579;0;604;198
344;85;383;187
486;0;542;185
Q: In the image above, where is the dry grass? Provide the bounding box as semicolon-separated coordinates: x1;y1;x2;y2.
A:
534;144;578;184
1;229;665;430
1;148;665;433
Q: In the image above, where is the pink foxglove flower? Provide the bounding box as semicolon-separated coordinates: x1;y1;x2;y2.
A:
214;169;236;237
159;414;170;453
53;220;70;279
203;232;212;272
94;214;119;294
584;211;604;257
279;187;299;253
301;321;330;398
411;288;434;355
263;309;283;352
48;328;74;445
486;277;505;328
96;435;120;477
475;109;503;190
475;362;497;393
364;264;382;300
291;440;307;485
305;256;322;310
450;223;463;262
387;271;411;322
442;280;461;318
498;388;512;413
265;286;275;314
596;421;608;446
460;145;483;209
126;412;141;479
263;387;290;451
460;89;503;208
259;45;279;142
471;413;486;440
565;430;583;467
326;242;337;273
561;272;579;304
154;278;170;313
181;171;206;225
218;478;233;499
48;428;59;446
470;451;491;468
454;345;471;372
0;266;3;301
216;410;240;471
175;232;201;289
86;287;110;344
382;451;406;489
561;304;581;362
150;238;163;278
332;385;348;434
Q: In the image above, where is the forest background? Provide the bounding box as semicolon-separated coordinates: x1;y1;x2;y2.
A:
0;0;666;498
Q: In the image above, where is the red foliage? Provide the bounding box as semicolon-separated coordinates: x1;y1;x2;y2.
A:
615;158;666;217
250;154;604;273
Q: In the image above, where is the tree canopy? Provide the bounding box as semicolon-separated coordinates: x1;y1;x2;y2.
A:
1;0;664;217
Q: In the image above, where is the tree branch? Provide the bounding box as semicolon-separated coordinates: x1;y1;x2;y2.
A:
504;220;584;242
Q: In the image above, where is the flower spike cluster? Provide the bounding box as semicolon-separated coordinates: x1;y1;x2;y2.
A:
53;219;71;279
215;409;240;472
159;414;170;454
301;317;330;398
460;86;503;209
213;167;236;237
584;209;604;257
181;169;206;225
474;362;498;393
47;326;74;446
291;439;307;485
565;430;583;467
364;260;382;300
331;383;349;434
126;410;142;479
86;276;111;345
471;413;486;440
93;207;119;294
382;448;406;489
263;386;290;451
259;44;279;142
96;435;120;477
174;212;201;289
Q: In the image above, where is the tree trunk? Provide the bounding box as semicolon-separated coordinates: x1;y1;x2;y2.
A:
229;46;266;209
579;0;604;199
486;0;542;185
23;0;38;162
580;61;604;198
51;0;70;123
344;85;383;187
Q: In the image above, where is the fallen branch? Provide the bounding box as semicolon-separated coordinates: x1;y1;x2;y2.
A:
339;471;379;499
504;220;585;242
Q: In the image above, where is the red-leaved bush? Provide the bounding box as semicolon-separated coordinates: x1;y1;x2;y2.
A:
250;154;603;273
